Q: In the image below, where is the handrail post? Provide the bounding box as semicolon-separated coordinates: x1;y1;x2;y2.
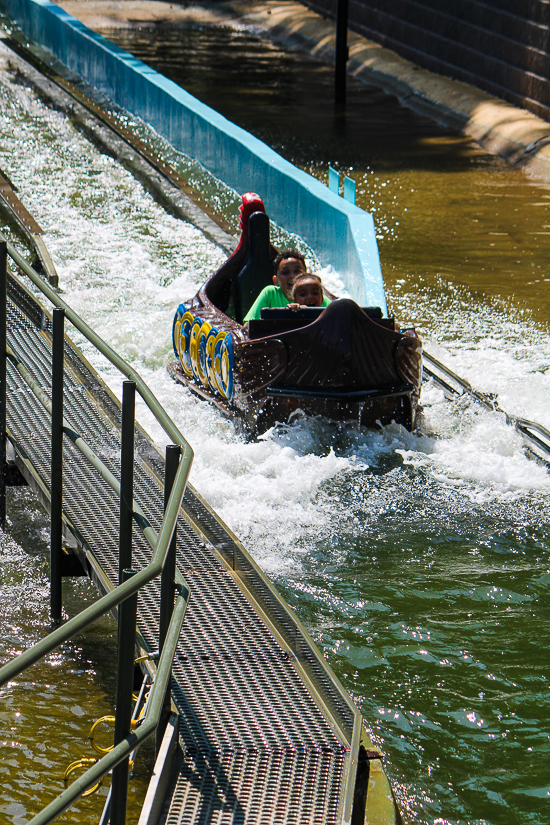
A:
51;307;65;623
0;241;6;529
157;444;180;754
119;380;135;584
111;567;138;825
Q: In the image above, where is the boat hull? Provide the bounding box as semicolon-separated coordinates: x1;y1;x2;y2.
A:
167;357;418;430
170;297;422;432
169;194;422;433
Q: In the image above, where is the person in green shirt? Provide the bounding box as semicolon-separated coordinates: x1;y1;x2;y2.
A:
243;249;306;322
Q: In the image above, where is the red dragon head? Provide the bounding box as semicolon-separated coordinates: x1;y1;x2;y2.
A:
237;193;266;242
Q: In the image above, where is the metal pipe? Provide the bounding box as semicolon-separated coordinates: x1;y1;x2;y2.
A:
111;568;138;825
119;380;135;583
0;241;6;528
159;445;180;651
157;444;180;753
50;307;64;623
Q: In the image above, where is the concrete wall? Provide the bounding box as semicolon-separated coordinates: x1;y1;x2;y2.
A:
304;0;550;123
1;0;387;312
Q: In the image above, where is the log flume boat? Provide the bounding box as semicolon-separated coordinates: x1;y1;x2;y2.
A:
168;193;423;432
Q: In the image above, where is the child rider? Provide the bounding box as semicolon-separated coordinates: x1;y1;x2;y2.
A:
287;272;327;310
243;249;307;322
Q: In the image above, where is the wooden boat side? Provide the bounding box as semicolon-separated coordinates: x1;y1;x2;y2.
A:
171;294;422;431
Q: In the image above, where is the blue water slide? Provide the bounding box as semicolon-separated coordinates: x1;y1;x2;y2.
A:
1;0;388;313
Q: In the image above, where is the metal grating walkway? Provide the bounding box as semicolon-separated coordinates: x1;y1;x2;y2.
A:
6;273;360;825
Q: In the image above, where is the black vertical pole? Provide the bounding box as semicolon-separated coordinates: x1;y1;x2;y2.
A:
111;568;138;825
157;443;180;753
0;242;6;530
335;0;349;104
119;380;135;585
51;307;65;624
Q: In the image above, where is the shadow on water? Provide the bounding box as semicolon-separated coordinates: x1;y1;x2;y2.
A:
100;24;470;172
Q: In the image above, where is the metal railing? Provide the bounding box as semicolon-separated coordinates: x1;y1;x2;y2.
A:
0;236;194;823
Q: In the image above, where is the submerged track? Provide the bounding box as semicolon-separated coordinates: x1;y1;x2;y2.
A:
423;352;550;467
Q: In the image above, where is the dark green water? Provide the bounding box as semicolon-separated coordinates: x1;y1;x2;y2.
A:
0;14;549;825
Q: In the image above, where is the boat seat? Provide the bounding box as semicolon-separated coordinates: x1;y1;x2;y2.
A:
248;306;391;339
232;211;275;324
259;306;383;320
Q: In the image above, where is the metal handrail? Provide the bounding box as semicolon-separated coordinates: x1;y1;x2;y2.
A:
2;231;192;462
0;235;194;821
29;583;189;825
0;234;193;683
